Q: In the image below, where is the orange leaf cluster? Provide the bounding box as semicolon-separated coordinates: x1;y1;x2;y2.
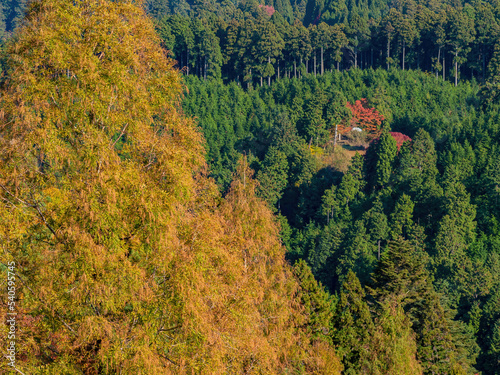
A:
345;98;385;134
0;1;342;373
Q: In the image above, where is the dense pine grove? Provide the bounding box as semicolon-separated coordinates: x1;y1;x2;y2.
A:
0;0;499;374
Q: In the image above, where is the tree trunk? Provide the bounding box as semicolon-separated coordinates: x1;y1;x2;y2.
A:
387;37;390;70
321;46;324;75
186;48;189;75
294;59;297;78
483;45;486;81
314;52;317;76
436;47;441;79
277;59;280;80
337;61;340;71
268;56;271;86
455;50;458;86
355;44;358;68
443;55;445;81
402;40;405;70
204;55;207;79
334;124;338;148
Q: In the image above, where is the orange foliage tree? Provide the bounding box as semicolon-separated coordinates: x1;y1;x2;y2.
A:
0;0;342;373
345;98;385;135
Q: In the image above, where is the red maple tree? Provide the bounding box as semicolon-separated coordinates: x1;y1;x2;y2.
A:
345;98;385;135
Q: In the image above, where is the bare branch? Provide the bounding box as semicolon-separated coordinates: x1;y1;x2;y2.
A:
111;123;128;149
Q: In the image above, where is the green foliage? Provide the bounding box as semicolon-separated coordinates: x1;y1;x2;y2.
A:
181;60;497;375
389;194;414;240
257;145;289;208
1;0;500;371
332;270;374;372
293;259;335;341
0;1;345;373
375;129;398;189
370;240;478;374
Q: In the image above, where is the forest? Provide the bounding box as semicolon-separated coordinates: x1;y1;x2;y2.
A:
0;0;499;374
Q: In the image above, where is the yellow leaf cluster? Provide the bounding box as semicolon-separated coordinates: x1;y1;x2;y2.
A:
0;1;341;373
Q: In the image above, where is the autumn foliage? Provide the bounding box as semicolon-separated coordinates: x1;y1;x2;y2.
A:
0;0;341;373
258;4;276;16
390;132;412;150
342;98;385;136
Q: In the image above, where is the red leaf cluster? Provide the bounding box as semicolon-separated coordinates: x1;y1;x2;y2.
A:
345;98;385;134
258;4;275;16
390;132;412;150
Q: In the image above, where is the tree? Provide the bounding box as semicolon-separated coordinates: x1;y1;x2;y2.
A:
325;90;350;147
216;159;343;374
167;15;195;74
434;173;477;282
332;270;374;373
257;146;289;209
486;319;500;374
447;7;475;86
0;0;206;371
285;20;311;78
298;87;328;143
346;98;385;135
396;16;418;71
252;19;284;86
369;241;477;374
293;259;335;341
367;299;423;375
329;24;348;71
312;21;330;75
431;12;447;80
0;1;342;373
363;197;389;260
388;194;414;240
195;20;223;79
470;0;499;80
346;12;370;69
383;18;395;70
374;129;398;189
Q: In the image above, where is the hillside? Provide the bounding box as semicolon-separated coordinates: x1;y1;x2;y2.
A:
0;0;343;373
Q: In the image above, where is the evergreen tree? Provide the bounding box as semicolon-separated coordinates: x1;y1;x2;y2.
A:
369;240;478;374
434;173;477;283
446;7;475;86
374;129;397;189
257;145;289;209
332;270;374;373
389;194;415;240
293;259;335;341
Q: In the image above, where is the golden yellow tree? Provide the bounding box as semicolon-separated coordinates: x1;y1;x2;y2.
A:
0;1;341;373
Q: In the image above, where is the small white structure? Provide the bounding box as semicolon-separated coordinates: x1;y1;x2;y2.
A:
352;127;363;132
